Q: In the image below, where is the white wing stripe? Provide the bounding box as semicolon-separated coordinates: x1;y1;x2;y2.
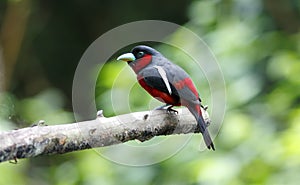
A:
154;65;172;95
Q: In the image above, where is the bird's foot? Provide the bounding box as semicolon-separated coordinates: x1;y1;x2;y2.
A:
154;104;178;114
201;104;209;111
166;106;178;114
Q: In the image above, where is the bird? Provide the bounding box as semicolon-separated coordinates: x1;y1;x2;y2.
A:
117;45;215;150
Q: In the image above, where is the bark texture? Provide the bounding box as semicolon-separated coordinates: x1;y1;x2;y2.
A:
0;108;211;163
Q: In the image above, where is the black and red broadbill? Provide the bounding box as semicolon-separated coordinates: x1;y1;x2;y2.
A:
117;45;215;150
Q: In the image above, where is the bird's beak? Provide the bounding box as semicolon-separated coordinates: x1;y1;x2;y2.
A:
117;53;136;62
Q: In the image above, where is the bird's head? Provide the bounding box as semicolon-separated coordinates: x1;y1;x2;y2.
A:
117;45;162;63
117;45;161;72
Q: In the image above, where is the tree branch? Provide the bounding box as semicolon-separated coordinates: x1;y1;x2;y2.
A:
0;107;211;163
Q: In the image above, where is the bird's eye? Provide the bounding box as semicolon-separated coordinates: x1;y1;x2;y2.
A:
136;51;145;58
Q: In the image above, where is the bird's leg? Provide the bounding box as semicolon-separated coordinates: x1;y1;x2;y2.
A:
155;104;170;110
154;104;178;114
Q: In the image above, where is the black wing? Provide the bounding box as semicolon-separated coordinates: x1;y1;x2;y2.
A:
140;67;179;97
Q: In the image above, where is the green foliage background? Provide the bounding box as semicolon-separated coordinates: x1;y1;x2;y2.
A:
0;0;300;184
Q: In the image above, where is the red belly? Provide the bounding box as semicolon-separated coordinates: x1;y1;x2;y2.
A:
138;78;181;106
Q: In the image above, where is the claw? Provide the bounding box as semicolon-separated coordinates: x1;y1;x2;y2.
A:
200;105;211;127
166;106;178;114
154;104;178;114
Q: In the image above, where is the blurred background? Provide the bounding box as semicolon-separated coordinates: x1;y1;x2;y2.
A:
1;0;300;184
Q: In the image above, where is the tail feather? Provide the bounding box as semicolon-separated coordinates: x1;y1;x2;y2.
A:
187;104;215;150
197;114;215;150
202;128;215;150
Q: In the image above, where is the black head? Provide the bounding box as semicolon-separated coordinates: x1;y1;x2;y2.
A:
117;45;164;73
117;45;162;64
131;45;161;59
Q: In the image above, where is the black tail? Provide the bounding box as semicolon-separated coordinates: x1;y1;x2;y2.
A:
198;116;215;150
187;105;215;150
